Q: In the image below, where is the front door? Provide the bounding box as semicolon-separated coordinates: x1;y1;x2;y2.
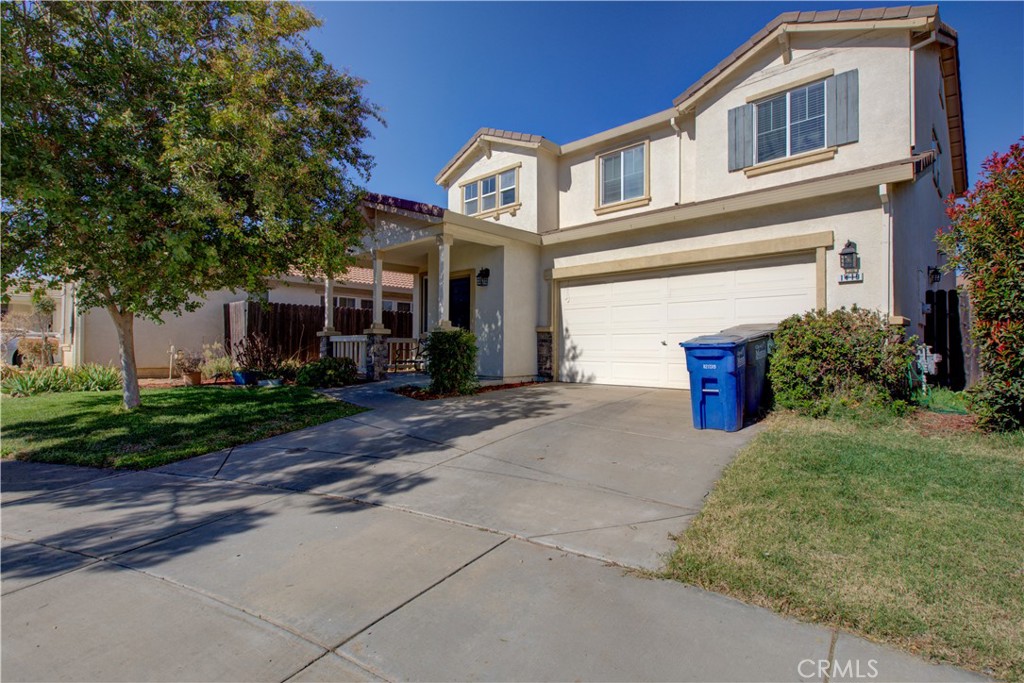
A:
450;275;472;330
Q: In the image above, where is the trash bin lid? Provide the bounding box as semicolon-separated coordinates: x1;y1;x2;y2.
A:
679;334;745;348
719;323;778;340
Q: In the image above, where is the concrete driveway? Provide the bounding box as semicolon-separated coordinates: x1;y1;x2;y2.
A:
1;382;982;682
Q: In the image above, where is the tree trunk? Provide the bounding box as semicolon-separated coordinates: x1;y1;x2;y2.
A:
108;307;142;409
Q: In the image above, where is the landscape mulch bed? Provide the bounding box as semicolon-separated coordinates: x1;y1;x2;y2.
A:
392;381;541;401
911;408;978;435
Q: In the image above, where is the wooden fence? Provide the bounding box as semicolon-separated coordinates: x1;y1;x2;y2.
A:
224;301;413;363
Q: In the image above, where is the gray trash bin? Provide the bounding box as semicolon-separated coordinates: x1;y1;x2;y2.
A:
720;324;777;425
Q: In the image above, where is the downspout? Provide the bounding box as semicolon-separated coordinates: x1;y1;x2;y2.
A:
669;115;682;205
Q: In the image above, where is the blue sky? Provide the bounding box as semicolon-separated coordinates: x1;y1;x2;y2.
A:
304;1;1024;206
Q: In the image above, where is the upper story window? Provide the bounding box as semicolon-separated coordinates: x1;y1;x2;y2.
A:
755;80;825;163
461;164;520;218
595;140;651;214
728;69;858;174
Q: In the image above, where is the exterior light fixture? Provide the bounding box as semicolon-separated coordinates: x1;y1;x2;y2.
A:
838;241;863;283
927;266;943;285
476;268;490;287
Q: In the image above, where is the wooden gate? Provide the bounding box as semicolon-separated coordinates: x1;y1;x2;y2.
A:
923;289;967;390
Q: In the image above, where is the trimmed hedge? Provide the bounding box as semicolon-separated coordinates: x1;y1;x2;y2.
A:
769;307;916;417
422;328;478;395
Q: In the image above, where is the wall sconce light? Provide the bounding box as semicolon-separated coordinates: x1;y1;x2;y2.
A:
476;268;490;287
838;240;863;283
927;266;943;285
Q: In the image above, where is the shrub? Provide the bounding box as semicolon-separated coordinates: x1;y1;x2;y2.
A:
173;350;203;375
295;356;359;388
769;307;916;417
936;138;1024;431
0;364;121;396
233;334;283;378
422;328;478;395
17;338;59;369
200;342;234;379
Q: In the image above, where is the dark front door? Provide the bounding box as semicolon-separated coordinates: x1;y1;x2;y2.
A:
450;276;471;330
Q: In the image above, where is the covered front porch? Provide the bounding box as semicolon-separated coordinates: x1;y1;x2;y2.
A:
322;195;542;382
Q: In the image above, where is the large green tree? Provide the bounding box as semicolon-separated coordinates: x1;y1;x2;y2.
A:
2;1;380;408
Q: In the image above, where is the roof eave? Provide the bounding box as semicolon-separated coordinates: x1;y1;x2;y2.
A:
672;9;939;112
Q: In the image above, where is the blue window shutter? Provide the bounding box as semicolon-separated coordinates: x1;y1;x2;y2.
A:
728;103;754;171
828;69;859;146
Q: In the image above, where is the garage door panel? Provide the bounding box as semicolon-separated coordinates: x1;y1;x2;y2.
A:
611;333;664;353
612;302;663;325
560;255;815;389
611;361;665;383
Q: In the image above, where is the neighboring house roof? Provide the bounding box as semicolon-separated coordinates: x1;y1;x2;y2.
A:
363;192;444;220
341;267;414;289
435;128;558;187
670;5;967;193
283;266;414;290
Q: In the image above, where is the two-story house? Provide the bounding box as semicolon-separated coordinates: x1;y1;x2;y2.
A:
357;5;966;388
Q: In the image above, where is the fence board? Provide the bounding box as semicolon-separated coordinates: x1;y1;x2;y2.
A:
225;301;413;363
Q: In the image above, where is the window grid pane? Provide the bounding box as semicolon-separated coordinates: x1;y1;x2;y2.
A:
789;82;825;155
756;94;787;163
499;169;516;206
601;154;622;205
621;145;645;200
480;175;496;211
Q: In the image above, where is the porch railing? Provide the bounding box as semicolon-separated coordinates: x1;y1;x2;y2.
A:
387;338;422;372
330;335;366;368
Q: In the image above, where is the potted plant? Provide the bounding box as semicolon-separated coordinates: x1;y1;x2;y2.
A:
232;334;280;386
174;351;204;386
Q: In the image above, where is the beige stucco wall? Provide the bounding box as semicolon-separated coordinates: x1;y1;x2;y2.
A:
82;289;241;377
501;241;541;379
444;144;544;235
688;30;912;202
888;41;956;339
557;127;679;229
543;188;892;318
449;243;505;377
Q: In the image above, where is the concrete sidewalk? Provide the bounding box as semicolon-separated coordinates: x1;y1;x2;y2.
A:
1;382;985;682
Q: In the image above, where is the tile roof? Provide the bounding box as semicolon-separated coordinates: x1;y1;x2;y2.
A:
342;267;414;289
435;127;550;185
363;192;444;219
284;267;414;290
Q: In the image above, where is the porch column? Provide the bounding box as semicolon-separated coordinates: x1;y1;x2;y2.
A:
436;234;453;329
366;250;389;335
363;249;390;380
318;275;336;358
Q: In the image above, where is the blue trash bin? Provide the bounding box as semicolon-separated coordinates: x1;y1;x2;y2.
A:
720;324;777;425
679;335;746;432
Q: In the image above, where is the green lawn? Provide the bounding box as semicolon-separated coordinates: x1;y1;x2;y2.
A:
663;411;1024;681
0;386;364;469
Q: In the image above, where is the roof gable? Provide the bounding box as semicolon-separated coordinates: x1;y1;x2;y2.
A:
435;128;557;186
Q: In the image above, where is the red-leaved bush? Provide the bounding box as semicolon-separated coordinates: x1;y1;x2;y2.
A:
937;138;1024;430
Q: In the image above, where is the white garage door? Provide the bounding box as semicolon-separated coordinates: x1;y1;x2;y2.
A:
559;253;816;389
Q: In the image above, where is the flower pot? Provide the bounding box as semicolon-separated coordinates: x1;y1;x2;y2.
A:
232;370;258;386
182;371;203;386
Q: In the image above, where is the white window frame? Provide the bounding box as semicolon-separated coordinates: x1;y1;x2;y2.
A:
754;80;827;164
459;163;521;219
595;140;651;214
